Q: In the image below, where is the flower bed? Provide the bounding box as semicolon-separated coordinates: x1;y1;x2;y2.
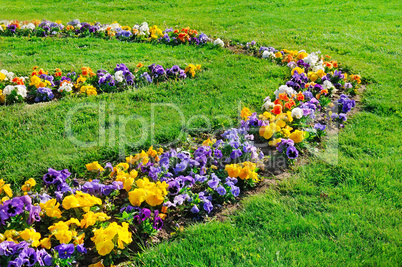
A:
0;19;220;47
0;63;201;105
0;21;362;267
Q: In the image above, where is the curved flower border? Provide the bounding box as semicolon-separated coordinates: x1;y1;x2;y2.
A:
0;19;362;267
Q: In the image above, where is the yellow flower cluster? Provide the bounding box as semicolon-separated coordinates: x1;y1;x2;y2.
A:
291;67;304;76
80;211;110;229
149;25;163;39
21;178;36;192
307;69;326;82
282;49;299;57
0;228;42;247
225;162;259;181
184;64;201;78
91;222;132;256
240;107;252;120
80;85;97;96
40;199;62;218
74;75;87;89
115;168;138;192
289;129;304;143
86;161;105;172
202;138;216;146
62;191;102;211
259;111;293;139
297;51;308;60
29;75;51;88
0;179;13;200
128;178;168;207
0;72;6;81
126;146;163;166
48;218;85;245
0;89;4;103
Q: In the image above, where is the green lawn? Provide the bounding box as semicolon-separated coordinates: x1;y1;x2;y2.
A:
1;0;401;266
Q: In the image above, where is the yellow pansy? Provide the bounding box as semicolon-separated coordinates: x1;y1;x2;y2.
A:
240;107;252;120
316;69;326;78
145;187;165;206
19;228;41;247
225;164;242;178
286;111;293;123
86;161;105;172
275;51;282;58
289;130;304;143
81;211;110;229
40;199;62;218
136;177;154;189
0;90;5;104
128;188;147;206
259;111;272;121
21;178;36;192
0;72;6;81
62;191;102;210
277;120;286;128
55;230;73;244
308;72;318;82
202;138;215;146
96;240;114;256
259;122;277;140
291;67;304;76
116;162;129;172
297;52;308;60
269;138;282;146
40;237;51;249
123;177;134;192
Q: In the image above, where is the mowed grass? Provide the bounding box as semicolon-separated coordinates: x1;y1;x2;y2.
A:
1;0;402;266
0;38;287;184
132;113;402;266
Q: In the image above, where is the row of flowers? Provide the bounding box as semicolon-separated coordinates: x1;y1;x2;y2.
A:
0;19;225;47
0;63;202;105
0;23;361;265
0;50;358;266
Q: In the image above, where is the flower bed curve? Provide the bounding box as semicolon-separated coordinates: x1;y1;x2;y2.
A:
0;19;363;267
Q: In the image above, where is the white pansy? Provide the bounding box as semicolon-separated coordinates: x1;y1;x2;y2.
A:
262;50;275;59
213;38;225;47
0;69;14;81
303;52;319;66
0;25;3;31
58;82;73;92
262;101;275;111
291;108;304;119
261;97;275;110
76;23;82;29
274;85;296;99
6;71;15;81
312;64;325;72
15;85;27;98
140;22;149;35
0;20;10;26
98;25;108;32
114;71;124;83
110;23;121;31
323;80;334;90
2;85;14;95
21;23;35;30
287;61;297;69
